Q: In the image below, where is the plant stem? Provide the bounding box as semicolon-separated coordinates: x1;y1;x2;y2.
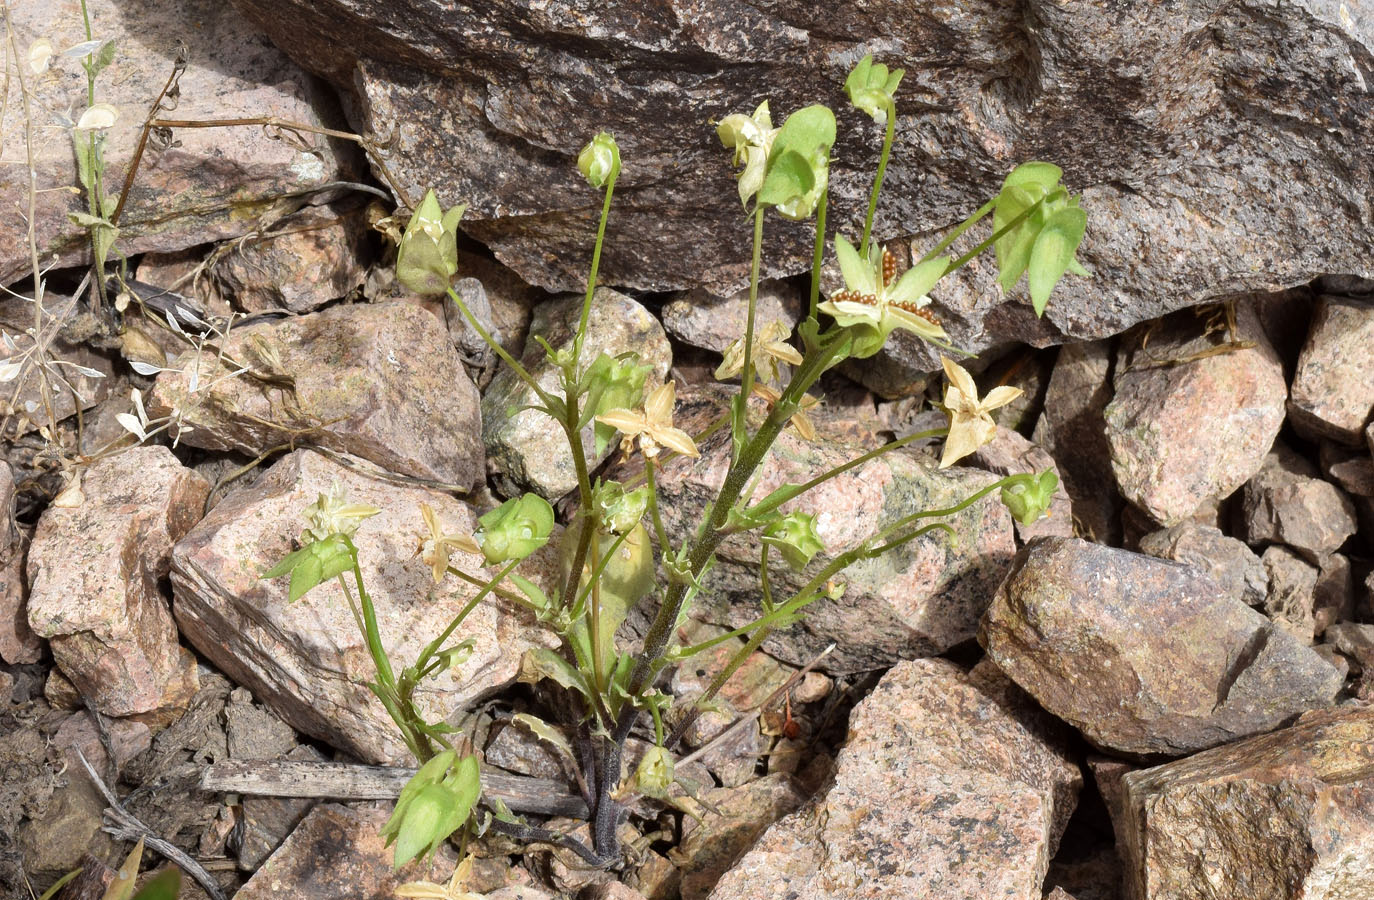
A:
946;195;1049;273
918;199;994;263
740;205;765;405
666;621;772;748
446;285;552;407
573;168;618;368
808;186;828;320
859;99;897;259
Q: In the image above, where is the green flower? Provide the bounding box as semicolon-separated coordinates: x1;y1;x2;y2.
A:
583;352;652;455
717;101;778;208
757;104;835;221
476;494;555;565
261;534;354;603
762;511;825;571
593;481;650;535
1000;470;1059;527
397;189;465;296
578;132;621;188
992;163;1088;316
844;54;904;125
380;752;481;868
635;745;675;799
302;481;381;543
818;234;949;358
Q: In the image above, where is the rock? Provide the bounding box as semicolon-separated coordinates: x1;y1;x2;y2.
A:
224;688;298;761
584;884;650;900
1;0;354;286
171;449;558;763
1324;623;1374;672
670;619;794;717
51;712;153;780
1137;522;1267;607
969;426;1075;542
0;295;114;436
1033;340;1122;543
1105;305;1285;526
980;537;1343;757
1319;443;1374;498
631;387;1015;673
210;204;368;313
485;718;567;780
706;658;1081;900
1241;445;1357;562
1118;705;1374;900
149;301;484;488
227;0;1374;364
1260;545;1320;643
235;746;324;870
26;446;208;716
661;282;802;355
1288;296;1374;444
235;803;458;899
482;287;671;500
672;774;808;900
0;463;40;663
1313;553;1355;638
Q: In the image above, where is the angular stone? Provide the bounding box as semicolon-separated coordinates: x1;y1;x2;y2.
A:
1138;522;1267;607
235;803;458;899
1242;446;1357;562
1324;623;1374;672
1289;296;1374;444
1261;545;1320;643
1105;306;1285;526
969;426;1075;542
0;463;40;663
661;282;802;355
1313;553;1355;638
148;302;484;488
980;537;1343;756
1;0;353;286
1033;340;1122;544
171;449;557;763
1119;705;1374;900
1319;443;1374;498
211;205;368;314
0;296;114;436
26;447;208;716
672;773;808;900
227;0;1374;369
629;388;1015;673
706;658;1081;900
482;287;671;500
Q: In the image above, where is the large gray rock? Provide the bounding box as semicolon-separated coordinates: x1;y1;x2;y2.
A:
2;0;354;286
1118;705;1374;900
980;537;1343;757
706;658;1081;900
226;0;1373;364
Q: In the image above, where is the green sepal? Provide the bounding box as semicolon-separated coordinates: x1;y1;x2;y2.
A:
1028;206;1087;316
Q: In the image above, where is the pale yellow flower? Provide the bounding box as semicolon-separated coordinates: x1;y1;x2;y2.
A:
596;381;699;459
417;503;482;583
751;383;820;442
939;357;1022;469
395;855;484;900
301;482;381;543
716;320;804;384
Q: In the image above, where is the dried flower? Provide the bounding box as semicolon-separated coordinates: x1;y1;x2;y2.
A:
417;503;482;583
715;320;803;384
938;357;1022;468
596;382;699;460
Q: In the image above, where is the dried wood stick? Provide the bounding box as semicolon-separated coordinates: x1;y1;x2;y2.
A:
200;760;589;818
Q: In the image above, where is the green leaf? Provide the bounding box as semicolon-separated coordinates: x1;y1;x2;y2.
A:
261;544;310;580
1027;206;1087;316
128;870;180;900
91;40;118;77
729;390;748;464
507;572;549;611
992;185;1036;290
288;554;324;603
517;648;593;700
1003;161;1062;193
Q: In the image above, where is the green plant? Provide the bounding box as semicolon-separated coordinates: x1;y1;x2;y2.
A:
265;53;1086;867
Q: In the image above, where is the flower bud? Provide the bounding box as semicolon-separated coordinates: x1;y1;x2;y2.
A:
844;54;904;125
635;745;675;799
578;132;621;188
476;494;555;565
396;189;465;295
1000;470;1059;527
762;511;825;571
594;481;650;535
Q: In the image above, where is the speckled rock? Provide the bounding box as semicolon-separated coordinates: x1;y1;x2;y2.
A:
1119;705;1374;900
482;287;671;500
980;538;1343;757
1033;340;1122;544
970;426;1075;542
1261;545;1320;644
1320;443;1374;498
1241;445;1357;562
1324;622;1374;671
1289;296;1374;444
1105;306;1286;526
706;658;1082;900
235;803;459;899
148;301;484;488
0;462;39;664
1313;553;1355;638
210;205;368;313
26;447;208;717
226;0;1374;369
661;281;802;355
1;0;353;286
629;387;1016;673
672;773;808;900
0;295;114;436
1138;522;1267;607
171;449;558;763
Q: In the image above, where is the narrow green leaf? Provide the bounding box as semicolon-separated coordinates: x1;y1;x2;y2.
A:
128;869;181;900
1027;206;1087;316
261;545;309;579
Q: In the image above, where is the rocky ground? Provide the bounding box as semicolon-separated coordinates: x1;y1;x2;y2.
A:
3;1;1374;899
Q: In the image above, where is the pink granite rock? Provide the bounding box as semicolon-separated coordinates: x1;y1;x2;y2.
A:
0;462;41;663
1105;305;1285;525
1241;445;1357;563
148;302;484;488
171;449;558;763
26;447;208;716
210;205;368;313
1288;295;1374;445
